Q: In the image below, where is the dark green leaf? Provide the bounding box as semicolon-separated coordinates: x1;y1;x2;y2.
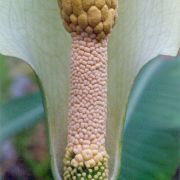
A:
0;55;10;103
120;55;180;180
0;92;44;143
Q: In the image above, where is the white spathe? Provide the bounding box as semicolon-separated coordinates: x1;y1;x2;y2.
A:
0;0;179;179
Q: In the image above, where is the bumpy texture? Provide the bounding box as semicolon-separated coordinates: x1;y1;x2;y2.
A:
58;0;117;40
64;147;109;179
58;1;118;179
63;32;109;179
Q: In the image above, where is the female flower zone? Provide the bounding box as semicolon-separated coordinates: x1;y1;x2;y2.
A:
58;0;118;179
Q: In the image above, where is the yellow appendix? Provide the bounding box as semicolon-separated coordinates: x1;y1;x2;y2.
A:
59;0;117;40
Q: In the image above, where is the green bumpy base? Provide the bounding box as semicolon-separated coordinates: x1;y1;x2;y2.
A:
63;150;109;180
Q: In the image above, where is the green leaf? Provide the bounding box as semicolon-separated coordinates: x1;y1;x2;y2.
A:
0;92;44;143
0;1;179;179
0;55;10;103
0;55;7;80
120;55;180;180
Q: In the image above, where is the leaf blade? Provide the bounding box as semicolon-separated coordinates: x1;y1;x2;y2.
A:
120;55;180;180
0;91;44;143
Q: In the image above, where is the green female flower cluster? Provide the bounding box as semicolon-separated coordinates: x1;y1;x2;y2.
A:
63;147;109;180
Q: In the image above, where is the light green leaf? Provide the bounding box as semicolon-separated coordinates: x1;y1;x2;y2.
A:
0;0;179;179
0;91;44;143
120;55;180;180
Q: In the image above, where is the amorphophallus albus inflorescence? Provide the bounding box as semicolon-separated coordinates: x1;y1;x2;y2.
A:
0;0;180;179
58;0;118;179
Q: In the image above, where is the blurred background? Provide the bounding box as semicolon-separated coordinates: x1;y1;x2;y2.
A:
0;55;53;179
0;54;179;180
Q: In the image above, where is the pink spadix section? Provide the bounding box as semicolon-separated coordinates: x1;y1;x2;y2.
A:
66;32;108;167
